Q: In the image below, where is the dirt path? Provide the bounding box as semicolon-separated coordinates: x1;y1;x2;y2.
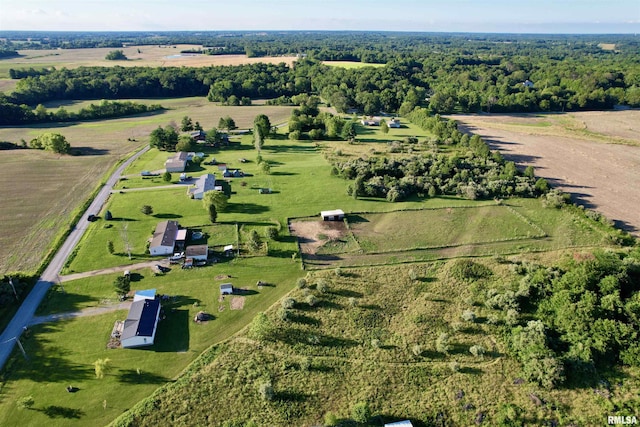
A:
60;259;169;282
452;112;640;236
29;301;132;326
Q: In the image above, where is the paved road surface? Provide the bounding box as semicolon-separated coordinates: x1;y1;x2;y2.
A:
0;145;150;369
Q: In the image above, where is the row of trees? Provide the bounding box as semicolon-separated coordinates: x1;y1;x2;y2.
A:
29;132;71;154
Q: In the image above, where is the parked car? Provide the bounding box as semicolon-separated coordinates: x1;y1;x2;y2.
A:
87;214;97;222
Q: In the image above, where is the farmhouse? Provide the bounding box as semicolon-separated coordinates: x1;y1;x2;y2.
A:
388;118;401;128
165;152;188;173
120;297;161;349
321;209;345;221
150;220;180;256
185;244;208;261
188;173;217;199
220;283;233;295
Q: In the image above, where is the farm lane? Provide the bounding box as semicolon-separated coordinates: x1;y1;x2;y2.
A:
60;259;170;282
29;301;132;326
0;145;150;370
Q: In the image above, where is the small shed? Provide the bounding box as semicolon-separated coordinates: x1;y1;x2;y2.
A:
384;421;413;427
220;283;233;295
321;209;345;221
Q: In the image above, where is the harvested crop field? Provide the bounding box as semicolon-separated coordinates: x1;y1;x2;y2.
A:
453;111;640;236
0;45;296;77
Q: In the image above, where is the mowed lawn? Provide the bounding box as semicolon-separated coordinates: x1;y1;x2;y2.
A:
349;205;542;253
0;256;303;427
0;99;294;274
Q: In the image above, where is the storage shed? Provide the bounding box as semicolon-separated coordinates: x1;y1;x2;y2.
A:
220;283;233;295
320;209;345;221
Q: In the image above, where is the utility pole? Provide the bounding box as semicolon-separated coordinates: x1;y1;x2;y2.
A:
14;337;28;360
8;277;18;301
56;274;65;294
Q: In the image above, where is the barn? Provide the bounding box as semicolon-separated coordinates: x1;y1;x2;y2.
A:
320;209;345;221
120;298;161;349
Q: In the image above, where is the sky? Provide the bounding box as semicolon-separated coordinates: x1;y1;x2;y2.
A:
1;0;639;33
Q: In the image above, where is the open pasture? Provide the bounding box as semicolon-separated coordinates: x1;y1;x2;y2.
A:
295;198;608;269
349;205;542;252
454;111;640;236
0;45;297;78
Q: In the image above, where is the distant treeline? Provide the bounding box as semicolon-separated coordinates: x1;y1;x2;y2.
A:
1;32;639;125
0;99;163;125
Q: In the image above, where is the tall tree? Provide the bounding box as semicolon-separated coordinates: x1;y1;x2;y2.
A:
202;190;228;212
180;116;194;132
253;114;271;140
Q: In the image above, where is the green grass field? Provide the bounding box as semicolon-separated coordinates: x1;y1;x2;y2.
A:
0;256;303;427
350;205;542;252
107;260;640;426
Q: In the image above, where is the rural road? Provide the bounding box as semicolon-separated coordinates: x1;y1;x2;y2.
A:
0;145;150;369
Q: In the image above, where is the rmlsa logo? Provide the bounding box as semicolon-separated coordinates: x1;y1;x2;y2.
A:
608;416;638;425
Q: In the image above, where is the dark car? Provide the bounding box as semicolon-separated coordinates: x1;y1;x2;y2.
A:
87;214;97;222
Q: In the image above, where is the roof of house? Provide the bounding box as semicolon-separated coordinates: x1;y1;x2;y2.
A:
165;152;188;168
321;209;345;217
150;220;179;249
186;244;208;257
121;298;161;340
175;229;187;241
189;173;216;195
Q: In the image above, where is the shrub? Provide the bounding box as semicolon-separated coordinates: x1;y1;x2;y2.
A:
351;402;371;424
449;361;460;373
258;381;274;401
306;294;319;307
449;259;492;281
461;309;477;323
281;297;296;309
436;333;451;354
316;279;329;293
264;226;278;240
469;344;486;358
412;344;423;357
296;278;307;289
324;412;339;427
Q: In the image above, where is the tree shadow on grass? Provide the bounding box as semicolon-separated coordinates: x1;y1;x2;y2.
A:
153;213;182;219
117;369;168;385
331;288;363;298
460;366;483;375
289;312;321;326
10;323;94;383
43;405;85;419
225;203;270;214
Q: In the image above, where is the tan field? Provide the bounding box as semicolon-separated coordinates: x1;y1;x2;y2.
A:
0;45;297;76
452;110;640;235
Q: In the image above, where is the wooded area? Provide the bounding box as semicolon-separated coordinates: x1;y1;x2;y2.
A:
1;32;638;125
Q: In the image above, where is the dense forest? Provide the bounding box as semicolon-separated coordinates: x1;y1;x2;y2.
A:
0;32;639;124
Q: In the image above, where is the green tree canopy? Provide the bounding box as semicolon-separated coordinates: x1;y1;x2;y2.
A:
105;50;127;60
202;190;228;212
31;132;71;154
